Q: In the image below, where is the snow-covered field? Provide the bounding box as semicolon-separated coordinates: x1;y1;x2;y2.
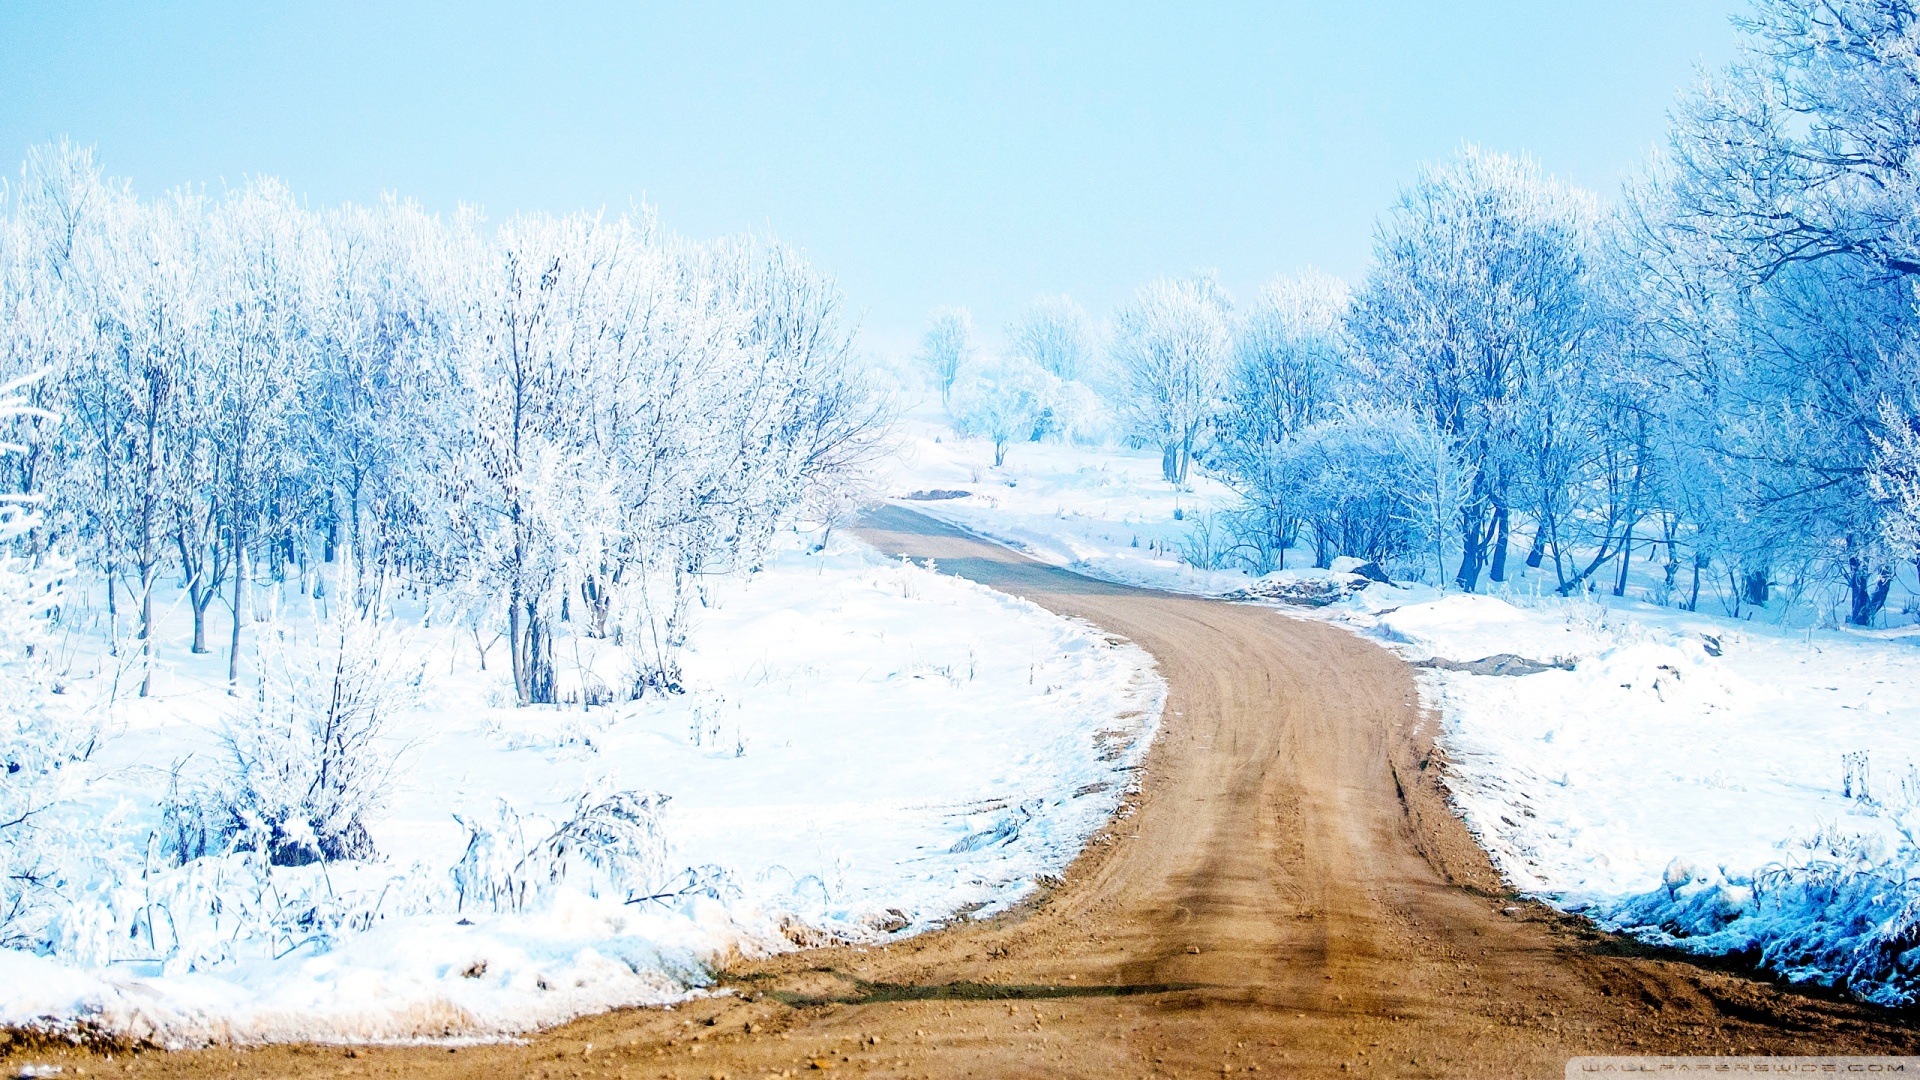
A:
888;419;1920;1002
879;412;1250;595
0;533;1162;1044
1359;590;1920;1001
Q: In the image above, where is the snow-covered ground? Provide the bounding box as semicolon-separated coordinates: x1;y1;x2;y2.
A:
1356;589;1920;1001
887;417;1920;1002
878;411;1251;595
0;532;1162;1044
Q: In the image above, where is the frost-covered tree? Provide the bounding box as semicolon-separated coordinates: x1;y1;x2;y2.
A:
1110;276;1231;484
0;147;87;538
204;180;318;681
917;306;974;405
1209;272;1349;569
951;357;1054;466
95;191;214;692
1006;295;1094;383
1665;0;1920;284
0;145;886;708
611;233;882;690
1627;0;1920;623
1872;398;1920;563
1251;404;1467;579
1348;147;1616;592
305;198;442;601
1221;273;1349;447
7;147;139;653
433;212;636;705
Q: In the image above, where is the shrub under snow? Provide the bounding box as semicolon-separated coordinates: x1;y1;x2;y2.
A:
166;590;418;868
1593;807;1920;1007
452;790;677;915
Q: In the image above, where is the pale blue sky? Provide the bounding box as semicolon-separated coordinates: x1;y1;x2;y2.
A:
1;2;1741;353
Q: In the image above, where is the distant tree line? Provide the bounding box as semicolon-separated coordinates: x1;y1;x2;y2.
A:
918;0;1920;626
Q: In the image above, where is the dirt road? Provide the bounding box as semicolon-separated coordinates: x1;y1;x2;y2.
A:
26;506;1920;1078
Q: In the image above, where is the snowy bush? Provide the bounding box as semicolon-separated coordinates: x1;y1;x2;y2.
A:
1218;501;1292;576
1036;377;1114;446
1002;299;1114;445
452;789;672;913
1281;414;1418;570
1176;510;1232;572
1259;405;1464;578
98;847;429;971
168;594;419;868
1596;818;1920;1006
1563;749;1920;1007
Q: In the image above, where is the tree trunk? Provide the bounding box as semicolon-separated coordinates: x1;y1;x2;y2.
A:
1742;569;1769;607
1523;526;1547;570
527;602;555;704
105;555;118;657
1488;505;1510;583
1554;522;1628;598
139;399;161;697
1661;532;1680;599
1847;557;1893;627
323;487;338;564
581;572;612;639
190;586;208;654
138;570;153;698
1612;535;1632;597
228;540;246;687
510;593;527;704
1161;443;1179;483
350;471;365;608
1455;503;1488;593
511;598;558;706
179;531;216;655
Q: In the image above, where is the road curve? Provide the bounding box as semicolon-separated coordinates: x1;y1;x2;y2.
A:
93;506;1920;1078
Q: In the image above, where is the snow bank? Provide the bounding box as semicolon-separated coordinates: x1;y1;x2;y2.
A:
1343;586;1920;1002
0;533;1162;1044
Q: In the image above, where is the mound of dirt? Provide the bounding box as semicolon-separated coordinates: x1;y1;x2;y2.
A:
1221;573;1370;607
1414;653;1576;676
